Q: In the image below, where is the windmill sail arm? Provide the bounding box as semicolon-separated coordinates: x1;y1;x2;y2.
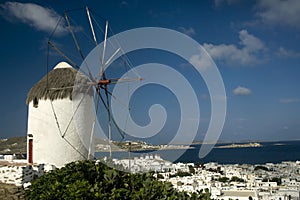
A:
86;6;98;45
48;41;79;69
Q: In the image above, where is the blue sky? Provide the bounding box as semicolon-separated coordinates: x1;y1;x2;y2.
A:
0;0;299;143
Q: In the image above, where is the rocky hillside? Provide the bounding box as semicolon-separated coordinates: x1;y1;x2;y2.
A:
0;183;25;199
0;136;172;154
0;136;26;155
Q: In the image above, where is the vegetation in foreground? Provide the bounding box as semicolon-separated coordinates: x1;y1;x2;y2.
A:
25;160;210;200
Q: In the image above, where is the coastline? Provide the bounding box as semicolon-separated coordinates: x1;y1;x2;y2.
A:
214;142;262;149
95;144;194;152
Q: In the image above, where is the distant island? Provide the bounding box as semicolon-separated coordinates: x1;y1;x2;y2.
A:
0;137;268;154
214;142;262;149
95;140;194;152
0;136;194;155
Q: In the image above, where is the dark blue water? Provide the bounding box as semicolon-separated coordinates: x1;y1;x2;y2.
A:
95;141;300;164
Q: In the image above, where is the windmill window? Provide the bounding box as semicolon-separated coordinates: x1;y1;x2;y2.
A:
33;97;39;108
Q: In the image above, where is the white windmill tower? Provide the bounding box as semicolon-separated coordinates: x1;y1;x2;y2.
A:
26;61;95;167
25;7;141;167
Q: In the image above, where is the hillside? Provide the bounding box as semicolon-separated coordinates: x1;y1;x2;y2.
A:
0;136;26;155
0;136;191;155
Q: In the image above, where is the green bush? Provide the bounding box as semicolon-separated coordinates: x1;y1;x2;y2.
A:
217;176;229;183
230;176;245;183
25;160;202;199
188;165;195;174
262;177;282;185
254;166;269;171
169;170;192;178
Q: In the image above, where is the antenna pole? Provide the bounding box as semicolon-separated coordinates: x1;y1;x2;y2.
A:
88;120;95;159
108;119;112;158
129;142;131;173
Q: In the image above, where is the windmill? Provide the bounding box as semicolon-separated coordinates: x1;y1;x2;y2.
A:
26;6;141;167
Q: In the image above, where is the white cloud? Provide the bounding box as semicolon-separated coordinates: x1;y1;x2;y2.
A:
214;0;239;7
120;1;128;7
283;126;289;130
178;27;196;36
203;29;265;66
235;118;248;122
276;47;300;58
0;2;67;35
279;98;300;103
238;30;264;52
255;0;300;29
189;48;212;71
233;86;252;96
211;94;228;101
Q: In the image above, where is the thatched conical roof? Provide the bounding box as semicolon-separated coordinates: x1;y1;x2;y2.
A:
26;62;93;105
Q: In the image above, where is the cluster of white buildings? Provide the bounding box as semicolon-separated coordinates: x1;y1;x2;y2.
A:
1;151;300;200
1;61;299;200
112;155;300;200
110;154;193;173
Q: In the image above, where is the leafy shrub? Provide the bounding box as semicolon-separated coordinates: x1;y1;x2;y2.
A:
230;176;245;182
217;176;229;183
262;177;282;185
188;165;195;174
254;166;269;171
25;160;201;199
169;170;192;178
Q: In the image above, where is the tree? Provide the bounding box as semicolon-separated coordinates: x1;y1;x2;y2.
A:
198;188;211;200
157;173;164;179
262;177;281;185
25;160;204;199
230;176;245;182
217;176;229;183
169;170;192;178
207;167;223;175
254;166;269;171
188;165;196;174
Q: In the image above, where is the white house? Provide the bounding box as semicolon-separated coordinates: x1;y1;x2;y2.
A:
26;62;95;168
217;190;258;200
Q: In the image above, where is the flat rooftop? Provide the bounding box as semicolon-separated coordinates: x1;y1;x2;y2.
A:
0;160;28;167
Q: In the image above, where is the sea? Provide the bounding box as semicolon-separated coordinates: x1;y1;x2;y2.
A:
95;140;300;165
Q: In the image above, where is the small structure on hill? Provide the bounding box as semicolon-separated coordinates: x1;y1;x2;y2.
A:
26;62;94;167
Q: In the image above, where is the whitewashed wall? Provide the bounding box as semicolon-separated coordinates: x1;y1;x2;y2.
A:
0;162;56;186
27;93;95;168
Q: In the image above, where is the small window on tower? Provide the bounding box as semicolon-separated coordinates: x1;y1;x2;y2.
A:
33;97;38;108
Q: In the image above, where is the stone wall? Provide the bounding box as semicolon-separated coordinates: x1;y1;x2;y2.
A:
0;183;25;200
0;160;56;187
